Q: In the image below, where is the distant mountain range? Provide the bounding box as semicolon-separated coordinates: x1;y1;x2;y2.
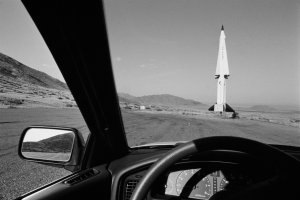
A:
118;93;206;107
249;105;277;112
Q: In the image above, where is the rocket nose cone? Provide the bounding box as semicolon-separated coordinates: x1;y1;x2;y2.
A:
221;25;224;30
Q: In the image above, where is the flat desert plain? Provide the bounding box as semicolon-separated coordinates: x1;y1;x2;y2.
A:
0;108;299;199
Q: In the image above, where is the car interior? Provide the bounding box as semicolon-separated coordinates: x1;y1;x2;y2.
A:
15;1;300;200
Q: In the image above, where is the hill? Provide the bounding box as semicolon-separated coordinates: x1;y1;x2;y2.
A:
22;133;74;153
118;93;141;104
137;94;205;107
0;52;76;108
249;105;277;112
0;52;68;90
118;92;136;100
118;93;205;108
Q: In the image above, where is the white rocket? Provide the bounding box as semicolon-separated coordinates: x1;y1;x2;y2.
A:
209;25;235;112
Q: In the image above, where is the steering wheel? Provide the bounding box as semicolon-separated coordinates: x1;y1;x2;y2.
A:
130;136;300;200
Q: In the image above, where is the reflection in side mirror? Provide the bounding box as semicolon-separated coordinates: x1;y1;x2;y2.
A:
21;128;75;162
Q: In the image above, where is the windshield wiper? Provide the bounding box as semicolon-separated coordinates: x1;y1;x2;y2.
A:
130;142;185;150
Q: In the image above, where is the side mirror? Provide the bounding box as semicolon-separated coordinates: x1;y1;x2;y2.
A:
19;126;85;172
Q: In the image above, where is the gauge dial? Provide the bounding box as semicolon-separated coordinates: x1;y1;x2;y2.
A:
219;178;229;191
165;177;174;194
176;169;212;199
176;169;199;195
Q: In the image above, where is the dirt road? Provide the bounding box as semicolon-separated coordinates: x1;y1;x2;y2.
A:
123;111;300;147
0;108;299;199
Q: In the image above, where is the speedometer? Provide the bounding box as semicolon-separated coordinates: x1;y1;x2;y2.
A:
176;169;212;199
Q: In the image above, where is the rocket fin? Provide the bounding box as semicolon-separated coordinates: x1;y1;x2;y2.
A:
225;103;235;112
208;104;215;111
208;103;235;112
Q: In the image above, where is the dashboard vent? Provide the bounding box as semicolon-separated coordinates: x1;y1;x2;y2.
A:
124;179;139;200
63;169;99;185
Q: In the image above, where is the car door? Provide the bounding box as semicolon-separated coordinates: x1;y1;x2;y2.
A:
16;0;129;199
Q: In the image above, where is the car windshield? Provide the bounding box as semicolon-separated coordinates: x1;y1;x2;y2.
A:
104;0;300;147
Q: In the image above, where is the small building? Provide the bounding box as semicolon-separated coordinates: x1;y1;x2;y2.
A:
139;105;146;110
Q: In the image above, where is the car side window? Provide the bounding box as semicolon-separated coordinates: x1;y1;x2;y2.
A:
0;1;90;199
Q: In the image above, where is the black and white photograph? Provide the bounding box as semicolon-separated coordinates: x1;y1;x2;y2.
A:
0;0;299;199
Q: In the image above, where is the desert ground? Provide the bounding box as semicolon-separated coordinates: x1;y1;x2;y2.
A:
0;108;299;199
123;110;300;147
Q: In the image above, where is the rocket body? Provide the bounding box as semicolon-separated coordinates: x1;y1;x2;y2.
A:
217;76;226;105
215;26;229;77
209;25;234;113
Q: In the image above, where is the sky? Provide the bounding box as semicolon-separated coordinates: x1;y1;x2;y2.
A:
104;0;300;107
0;0;64;82
0;0;299;107
23;129;73;142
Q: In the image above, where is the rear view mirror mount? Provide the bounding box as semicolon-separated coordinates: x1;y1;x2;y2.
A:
18;126;85;172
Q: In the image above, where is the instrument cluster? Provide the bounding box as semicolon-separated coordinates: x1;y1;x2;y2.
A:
164;168;252;200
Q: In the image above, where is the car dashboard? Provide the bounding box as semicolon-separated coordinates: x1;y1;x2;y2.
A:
108;144;300;200
120;162;276;200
